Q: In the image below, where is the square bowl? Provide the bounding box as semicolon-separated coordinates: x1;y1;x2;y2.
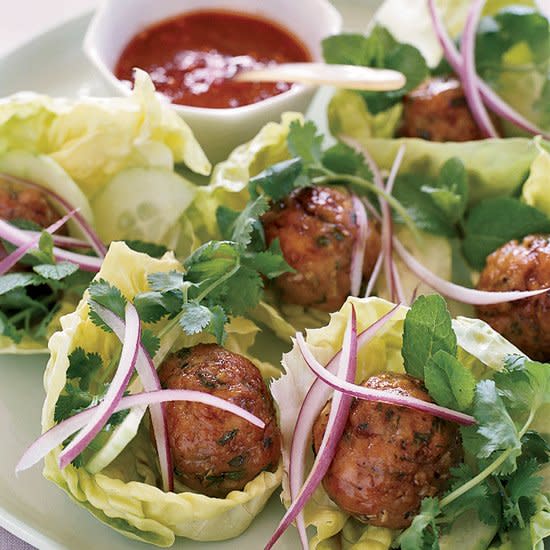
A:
84;0;343;163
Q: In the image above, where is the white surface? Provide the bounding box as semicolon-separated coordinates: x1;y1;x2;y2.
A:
0;0;98;57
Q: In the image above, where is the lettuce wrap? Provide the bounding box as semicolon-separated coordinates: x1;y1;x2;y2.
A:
0;70;211;353
271;296;550;550
328;0;549;140
41;241;282;547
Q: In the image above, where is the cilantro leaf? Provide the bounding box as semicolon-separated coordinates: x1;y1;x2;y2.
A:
501;458;543;529
0;272;40;295
424;350;476;412
216;206;240;241
248;157;304;202
88;279;127;332
141;329;160;358
178;302;213;335
0;310;21;343
287;120;323;167
463;198;550;270
462;380;522;474
66;347;103;390
321;142;373;180
33;262;79;281
134;290;182;323
147;271;185;293
399;497;441;550
402;295;457;379
227;195;269;249
206;305;227;345
245;239;293;279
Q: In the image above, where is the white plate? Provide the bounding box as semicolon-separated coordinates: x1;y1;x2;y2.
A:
0;3;381;549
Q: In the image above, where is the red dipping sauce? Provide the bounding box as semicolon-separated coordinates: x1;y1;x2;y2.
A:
115;10;312;109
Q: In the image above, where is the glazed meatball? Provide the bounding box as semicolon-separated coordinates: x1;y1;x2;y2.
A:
312;373;462;529
400;76;485;142
476;235;550;361
158;344;281;497
262;186;382;312
0;178;61;228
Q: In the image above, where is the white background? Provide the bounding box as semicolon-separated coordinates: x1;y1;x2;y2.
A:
1;0;98;57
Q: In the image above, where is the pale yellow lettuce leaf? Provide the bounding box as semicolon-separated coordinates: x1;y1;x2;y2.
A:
42;242;281;546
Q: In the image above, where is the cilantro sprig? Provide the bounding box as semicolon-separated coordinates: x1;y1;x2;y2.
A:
398;295;550;549
0;228;93;344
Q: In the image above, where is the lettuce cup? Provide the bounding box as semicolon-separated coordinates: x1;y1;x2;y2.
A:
269;295;550;550
189;112;550;363
17;239;288;546
0;70;211;353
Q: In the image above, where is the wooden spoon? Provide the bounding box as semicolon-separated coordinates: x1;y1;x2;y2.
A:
234;62;406;91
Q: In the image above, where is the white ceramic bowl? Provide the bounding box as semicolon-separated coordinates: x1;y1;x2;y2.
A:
84;0;342;163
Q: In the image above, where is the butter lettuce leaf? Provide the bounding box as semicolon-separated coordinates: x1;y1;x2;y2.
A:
42;242;281;546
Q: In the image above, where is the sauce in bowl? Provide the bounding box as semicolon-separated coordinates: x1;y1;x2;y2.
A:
114;10;312;109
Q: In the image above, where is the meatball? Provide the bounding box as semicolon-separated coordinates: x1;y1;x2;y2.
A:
312;373;462;529
158;344;281;497
262;186;382;312
476;235;550;361
0;178;61;228
400;76;485;142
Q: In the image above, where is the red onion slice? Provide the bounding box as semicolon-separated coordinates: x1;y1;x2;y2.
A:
365;250;384;298
427;0;550;139
0;172;106;257
350;196;368;296
91;303;173;492
0;218;102;272
0;210;76;275
393;237;550;305
16;388;265;474
266;306;359;550
300;334;475;426
286;303;400;546
461;0;499;138
58;303;141;469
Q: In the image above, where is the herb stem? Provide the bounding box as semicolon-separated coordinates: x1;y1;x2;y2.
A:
440;410;536;509
313;174;420;240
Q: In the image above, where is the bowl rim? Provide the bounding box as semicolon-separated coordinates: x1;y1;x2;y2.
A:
83;0;343;118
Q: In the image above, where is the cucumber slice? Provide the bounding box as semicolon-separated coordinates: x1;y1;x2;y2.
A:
91;167;197;244
0;150;95;224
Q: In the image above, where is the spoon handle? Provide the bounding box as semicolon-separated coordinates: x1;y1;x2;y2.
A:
234;62;406;91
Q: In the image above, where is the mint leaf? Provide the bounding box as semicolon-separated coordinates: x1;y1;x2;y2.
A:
424;350;476;412
463;198;550;270
248;157;304;201
33;262;79;281
399;497;440;550
421;158;468;224
179;302;213;335
393;174;457;237
287;120;323;167
402;295;457;379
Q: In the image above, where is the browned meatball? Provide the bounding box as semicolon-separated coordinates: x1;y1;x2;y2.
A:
312;373;462;529
476;235;550;361
0;178;61;228
400;76;485;142
262;186;382;312
158;344;281;497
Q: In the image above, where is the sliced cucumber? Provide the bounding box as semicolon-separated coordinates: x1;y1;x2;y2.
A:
0;150;95;226
91;167;197;245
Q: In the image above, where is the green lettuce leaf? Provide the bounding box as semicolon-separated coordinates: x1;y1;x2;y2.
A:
42;242;281;546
